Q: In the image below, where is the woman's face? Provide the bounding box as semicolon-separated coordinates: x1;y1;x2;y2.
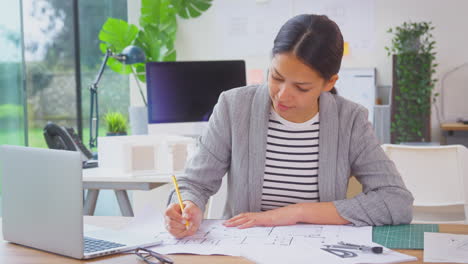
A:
268;52;338;123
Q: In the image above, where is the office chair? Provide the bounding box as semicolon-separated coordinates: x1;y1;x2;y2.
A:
381;144;468;224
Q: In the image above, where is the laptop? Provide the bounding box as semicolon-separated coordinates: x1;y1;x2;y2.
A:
0;145;161;259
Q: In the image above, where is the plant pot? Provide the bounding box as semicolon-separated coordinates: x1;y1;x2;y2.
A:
129;106;148;135
106;132;127;136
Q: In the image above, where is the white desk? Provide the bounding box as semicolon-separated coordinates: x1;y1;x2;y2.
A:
82;168;181;217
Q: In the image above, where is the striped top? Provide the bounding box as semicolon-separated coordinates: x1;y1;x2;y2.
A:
261;108;320;211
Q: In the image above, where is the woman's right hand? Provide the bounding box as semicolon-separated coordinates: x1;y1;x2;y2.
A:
164;201;203;238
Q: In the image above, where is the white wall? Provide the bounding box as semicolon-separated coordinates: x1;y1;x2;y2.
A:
373;0;468;141
129;0;468;142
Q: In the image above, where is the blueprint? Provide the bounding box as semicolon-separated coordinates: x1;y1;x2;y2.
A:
117;205;416;264
153;219;371;252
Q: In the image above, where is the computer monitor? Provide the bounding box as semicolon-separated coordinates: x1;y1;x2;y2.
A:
146;60;246;136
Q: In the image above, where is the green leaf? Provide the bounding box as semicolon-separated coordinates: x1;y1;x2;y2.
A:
140;0;177;34
174;0;213;19
99;18;139;53
105;112;128;133
108;57;132;74
135;0;179;65
176;5;190;19
134;64;147;83
187;4;202;17
98;18;139;74
136;28;175;63
95;0;211;106
163;49;177;61
136;32;160;62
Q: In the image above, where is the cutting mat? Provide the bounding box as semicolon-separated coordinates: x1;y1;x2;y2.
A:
372;224;439;249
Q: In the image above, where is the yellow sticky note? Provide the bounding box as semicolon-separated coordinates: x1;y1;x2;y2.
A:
343;41;350;56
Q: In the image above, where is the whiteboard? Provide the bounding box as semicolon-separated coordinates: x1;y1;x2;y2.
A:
292;0;376;54
335;68;376;123
211;0;375;58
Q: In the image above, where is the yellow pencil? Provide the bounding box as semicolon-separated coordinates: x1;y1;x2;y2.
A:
171;175;190;229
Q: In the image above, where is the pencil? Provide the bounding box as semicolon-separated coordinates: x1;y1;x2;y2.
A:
171;175;190;229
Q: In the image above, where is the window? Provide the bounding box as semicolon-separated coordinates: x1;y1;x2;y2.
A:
79;0;129;150
0;0;25;147
23;0;77;148
14;0;129;150
0;0;128;216
0;0;25;211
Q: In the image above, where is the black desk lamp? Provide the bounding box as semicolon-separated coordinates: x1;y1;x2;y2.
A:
89;45;145;148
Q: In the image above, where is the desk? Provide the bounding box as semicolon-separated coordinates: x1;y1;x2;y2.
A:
441;123;468;147
1;216;467;264
83;168;176;217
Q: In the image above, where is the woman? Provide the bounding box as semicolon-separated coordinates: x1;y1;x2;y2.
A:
164;14;413;238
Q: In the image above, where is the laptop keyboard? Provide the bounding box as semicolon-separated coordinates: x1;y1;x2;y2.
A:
84;236;126;253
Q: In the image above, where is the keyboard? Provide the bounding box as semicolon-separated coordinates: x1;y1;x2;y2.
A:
84;236;126;253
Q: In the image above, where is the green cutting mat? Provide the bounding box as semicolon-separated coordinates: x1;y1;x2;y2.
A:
372;224;439;249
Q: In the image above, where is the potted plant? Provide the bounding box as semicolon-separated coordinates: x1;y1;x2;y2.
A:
98;0;212;135
385;21;438;144
105;112;128;136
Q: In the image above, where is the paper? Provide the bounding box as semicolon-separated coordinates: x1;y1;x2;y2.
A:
84;206;166;245
154;220;371;250
150;219;415;264
120;203;167;234
119;206;416;264
152;220;374;261
424;232;468;263
243;246;416;264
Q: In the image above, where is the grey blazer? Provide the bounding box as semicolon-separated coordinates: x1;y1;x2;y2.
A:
169;84;414;226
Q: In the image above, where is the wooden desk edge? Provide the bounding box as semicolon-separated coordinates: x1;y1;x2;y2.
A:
1;217;467;264
441;123;468;131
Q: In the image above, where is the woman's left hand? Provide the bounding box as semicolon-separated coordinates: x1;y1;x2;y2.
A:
222;205;301;229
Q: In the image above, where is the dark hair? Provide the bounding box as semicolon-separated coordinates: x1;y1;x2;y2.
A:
272;14;344;95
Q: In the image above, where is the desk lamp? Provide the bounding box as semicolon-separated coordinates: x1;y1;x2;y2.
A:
89;45;145;148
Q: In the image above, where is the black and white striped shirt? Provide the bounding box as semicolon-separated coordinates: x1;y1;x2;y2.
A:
261;108;320;211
